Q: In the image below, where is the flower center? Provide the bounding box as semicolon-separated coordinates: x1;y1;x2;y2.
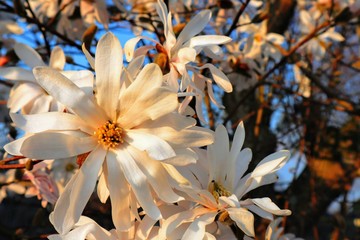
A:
208;180;232;202
94;121;124;148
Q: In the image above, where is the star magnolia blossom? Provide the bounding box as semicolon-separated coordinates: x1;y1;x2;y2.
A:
0;44;93;114
4;32;214;235
48;215;162;240
124;0;232;118
259;217;303;240
159;122;291;239
299;10;344;60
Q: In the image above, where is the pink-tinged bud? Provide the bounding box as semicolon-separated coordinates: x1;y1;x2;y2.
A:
24;170;59;206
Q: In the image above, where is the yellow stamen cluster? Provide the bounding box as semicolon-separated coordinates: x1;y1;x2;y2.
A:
208;180;232;202
94;121;124;148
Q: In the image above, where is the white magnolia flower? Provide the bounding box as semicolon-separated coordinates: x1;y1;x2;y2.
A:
48;215;163;240
0;44;93;114
4;32;214;235
125;0;232;121
299;10;344;60
263;218;304;240
48;216;120;240
159;122;291;239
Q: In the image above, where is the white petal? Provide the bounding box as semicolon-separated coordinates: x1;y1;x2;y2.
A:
7;83;42;113
106;150;132;231
177;47;196;64
0;67;35;82
158;207;210;239
187;35;232;48
33;67;107;128
135;214;158;240
125;55;145;81
119;63;163;114
208;124;229;183
49;216;114;240
230;148;252;189
116;147;162;220
251;198;291;216
82;44;95;69
50;46;66;70
14;43;46;68
182;212;217;240
126;130;176;161
198;64;232;92
97;170;109;203
227;208;255;237
245;204;273;221
10;112;80;133
124;36;157;61
52;146;106;234
95;32;123;120
20;132;97;159
28;94;53;114
173;10;212;51
129;146;182;203
141;126;214;148
4;135;31;156
119;88;178;129
251;150;290;178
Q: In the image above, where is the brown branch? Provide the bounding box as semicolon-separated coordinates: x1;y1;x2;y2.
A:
24;0;51;56
225;0;251;36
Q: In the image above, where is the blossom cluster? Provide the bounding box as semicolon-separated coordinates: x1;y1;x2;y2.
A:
4;0;357;238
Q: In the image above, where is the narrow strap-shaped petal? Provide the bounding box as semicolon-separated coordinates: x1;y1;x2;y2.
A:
251;150;290;178
208;124;229;183
95;32;123;120
124;36;157;62
33;67;107;128
7;83;42;113
182;212;217;240
126;130;176;160
227;207;255;237
51;146;106;234
196;64;232;92
119;87;178;129
20;132;97;159
82;44;95;69
14;43;46;68
158;207;210;239
10;112;90;134
4;135;32;156
172;10;212;52
106;150;132;231
48;216;114;240
186;35;232;48
128;146;182;203
116;147;162;220
0;67;35;82
251;198;291;216
49;46;66;70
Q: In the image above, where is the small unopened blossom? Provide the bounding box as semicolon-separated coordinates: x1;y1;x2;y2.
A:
5;32;214;235
23;161;59;208
160;122;291;239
